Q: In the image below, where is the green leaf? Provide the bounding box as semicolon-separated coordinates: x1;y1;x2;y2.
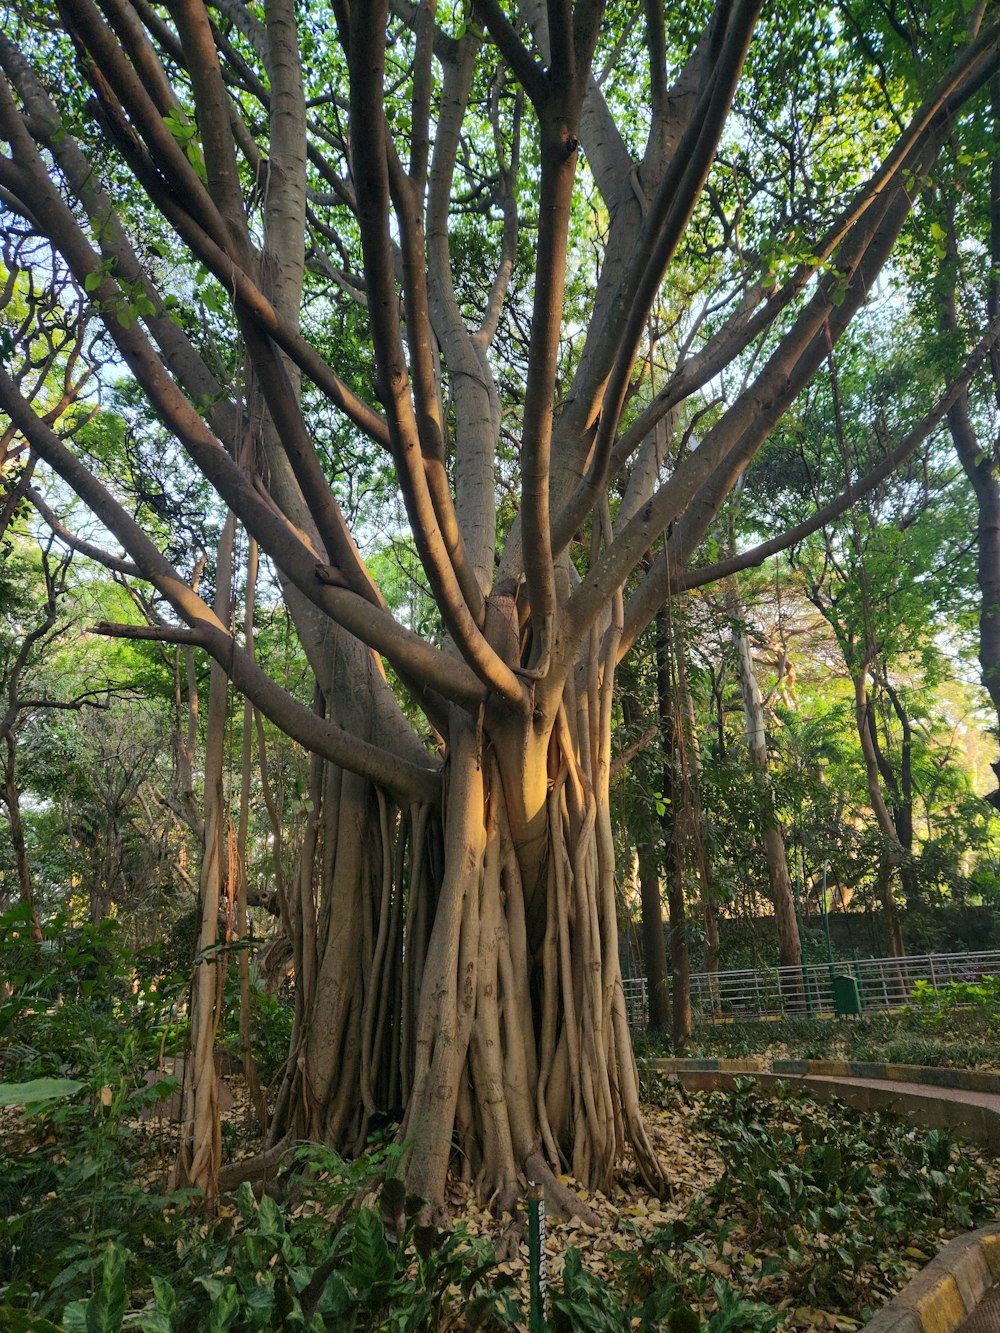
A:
61;1244;128;1333
0;1077;84;1107
350;1207;394;1290
134;1315;173;1333
0;1309;64;1332
89;1243;129;1333
668;1300;702;1333
148;1277;177;1319
203;1284;239;1332
61;1304;89;1333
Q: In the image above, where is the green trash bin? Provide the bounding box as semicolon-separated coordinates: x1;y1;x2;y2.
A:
831;973;863;1017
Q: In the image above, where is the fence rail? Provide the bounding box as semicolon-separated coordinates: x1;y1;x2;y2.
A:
621;949;1000;1028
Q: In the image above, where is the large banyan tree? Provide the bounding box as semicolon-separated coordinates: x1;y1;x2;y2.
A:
2;0;1000;1208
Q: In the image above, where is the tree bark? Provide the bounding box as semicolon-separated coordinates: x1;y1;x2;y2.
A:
655;608;692;1051
674;604;720;1001
727;585;802;986
173;510;236;1205
621;694;670;1033
3;733;41;941
235;536;267;1132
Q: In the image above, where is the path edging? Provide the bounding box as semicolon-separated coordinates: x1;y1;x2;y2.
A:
864;1224;1000;1332
643;1057;1000;1097
772;1060;1000;1097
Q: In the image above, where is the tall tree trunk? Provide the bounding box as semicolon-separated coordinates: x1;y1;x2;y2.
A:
173;511;236;1204
655;607;691;1052
941;116;1000;807
851;663;907;956
674;603;720;1003
621;695;670;1034
884;680;918;910
3;733;41;941
876;852;905;959
727;586;802;984
235;536;267;1132
259;639;666;1212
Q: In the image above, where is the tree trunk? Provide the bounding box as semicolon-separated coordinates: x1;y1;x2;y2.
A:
261;657;665;1212
635;838;671;1034
3;733;41;941
173;511;236;1204
674;604;720;1006
939;83;1000;808
876;852;905;959
655;608;691;1052
851;664;907;957
727;586;802;987
235;536;267;1132
621;695;670;1034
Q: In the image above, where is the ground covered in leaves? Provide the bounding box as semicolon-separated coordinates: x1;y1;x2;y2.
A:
445;1074;1000;1331
3;1066;999;1330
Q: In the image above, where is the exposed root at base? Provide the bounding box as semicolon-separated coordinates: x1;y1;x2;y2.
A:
524;1151;601;1226
217;1137;298;1193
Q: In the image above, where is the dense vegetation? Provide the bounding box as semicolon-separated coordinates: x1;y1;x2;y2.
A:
3;909;997;1329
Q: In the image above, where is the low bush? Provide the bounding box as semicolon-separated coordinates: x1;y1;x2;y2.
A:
0;904;189;1321
680;1078;997;1318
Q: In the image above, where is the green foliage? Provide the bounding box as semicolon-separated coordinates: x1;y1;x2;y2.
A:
0;904;187;1318
659;1007;1000;1069
221;984;294;1086
0;1077;84;1109
3;940;998;1333
548;1245;778;1333
126;1160;524;1332
689;1080;995;1313
62;1243;128;1333
906;975;1000;1027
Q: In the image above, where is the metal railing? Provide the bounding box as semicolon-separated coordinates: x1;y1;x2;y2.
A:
622;949;1000;1028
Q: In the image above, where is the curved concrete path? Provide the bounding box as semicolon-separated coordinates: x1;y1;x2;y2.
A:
645;1058;1000;1333
648;1058;1000;1151
957;1282;1000;1332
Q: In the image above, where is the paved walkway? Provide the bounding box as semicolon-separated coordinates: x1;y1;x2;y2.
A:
801;1072;1000;1115
955;1281;1000;1332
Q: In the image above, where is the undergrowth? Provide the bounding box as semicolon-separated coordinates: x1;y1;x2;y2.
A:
637;998;999;1068
2;906;998;1331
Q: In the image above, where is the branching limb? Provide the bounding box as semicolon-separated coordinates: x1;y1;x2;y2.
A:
345;1;525;705
606;308;1000;646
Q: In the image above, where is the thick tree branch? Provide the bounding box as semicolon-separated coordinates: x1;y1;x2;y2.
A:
0;367;442;802
629;310;1000;602
346;0;525;705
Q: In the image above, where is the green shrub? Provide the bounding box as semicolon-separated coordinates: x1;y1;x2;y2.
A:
96;1147;524;1332
688;1079;997;1316
0;904;186;1318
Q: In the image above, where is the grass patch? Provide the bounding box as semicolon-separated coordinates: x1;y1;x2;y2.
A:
632;1004;999;1071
